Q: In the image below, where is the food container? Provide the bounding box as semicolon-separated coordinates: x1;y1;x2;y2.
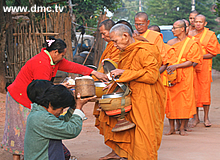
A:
94;81;107;98
75;76;95;98
99;92;131;111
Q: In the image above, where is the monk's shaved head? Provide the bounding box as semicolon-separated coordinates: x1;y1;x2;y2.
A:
195;14;206;22
182;19;189;26
148;25;161;33
99;19;115;31
176;20;186;28
110;24;133;37
190;10;199;15
135;12;148;21
174;20;186;32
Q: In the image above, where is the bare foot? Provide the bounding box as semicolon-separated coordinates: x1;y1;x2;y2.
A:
184;127;192;132
165;129;176;135
179;129;188;136
204;119;212;127
99;151;120;160
189;119;200;128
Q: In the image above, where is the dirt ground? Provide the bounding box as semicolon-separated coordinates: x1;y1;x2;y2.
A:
1;70;220;160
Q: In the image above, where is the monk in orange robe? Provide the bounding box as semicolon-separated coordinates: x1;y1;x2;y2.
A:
188;10;199;35
93;19;120;132
175;19;203;131
189;14;219;127
98;24;166;160
134;12;167;74
145;19;177;124
166;20;201;136
96;19;120;74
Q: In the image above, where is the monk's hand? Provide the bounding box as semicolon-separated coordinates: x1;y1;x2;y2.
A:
133;30;139;36
167;65;178;75
102;81;113;91
91;70;108;82
110;69;125;78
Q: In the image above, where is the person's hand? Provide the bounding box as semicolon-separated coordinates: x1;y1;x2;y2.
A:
91;70;108;82
110;69;125;78
167;65;178;75
60;82;75;89
75;93;97;110
133;30;139;36
102;81;113;91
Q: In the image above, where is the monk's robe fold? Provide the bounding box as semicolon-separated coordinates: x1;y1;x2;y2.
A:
98;41;166;160
141;30;173;112
140;29;167;63
188;35;203;105
194;28;219;107
93;41;120;131
97;41;120;73
166;38;201;119
163;44;177;112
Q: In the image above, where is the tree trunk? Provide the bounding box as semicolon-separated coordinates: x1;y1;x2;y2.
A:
0;0;7;93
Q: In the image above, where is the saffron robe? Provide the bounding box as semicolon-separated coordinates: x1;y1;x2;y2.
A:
166;37;201;119
140;29;167;63
194;28;219;107
93;41;120;130
97;41;120;73
188;35;203;105
98;41;166;160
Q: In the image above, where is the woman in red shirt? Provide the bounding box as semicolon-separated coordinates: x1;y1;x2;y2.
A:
1;37;108;160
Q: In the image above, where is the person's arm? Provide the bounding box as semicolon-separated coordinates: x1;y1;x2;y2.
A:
58;108;74;122
159;64;168;74
167;61;193;74
59;94;96;122
203;53;216;59
58;59;108;82
112;50;160;84
193;62;198;67
37;113;83;140
204;33;219;58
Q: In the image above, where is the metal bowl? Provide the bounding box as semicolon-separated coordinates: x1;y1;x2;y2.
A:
101;92;124;99
94;81;107;87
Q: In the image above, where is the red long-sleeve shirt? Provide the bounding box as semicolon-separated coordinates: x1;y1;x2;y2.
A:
8;48;93;109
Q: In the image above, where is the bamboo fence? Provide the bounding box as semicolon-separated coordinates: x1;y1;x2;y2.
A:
5;12;72;81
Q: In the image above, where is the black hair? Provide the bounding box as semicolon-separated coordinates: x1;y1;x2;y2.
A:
99;19;115;31
46;36;67;53
116;20;134;33
35;85;75;110
27;80;53;105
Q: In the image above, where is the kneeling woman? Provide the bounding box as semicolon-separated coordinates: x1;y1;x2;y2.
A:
24;80;95;160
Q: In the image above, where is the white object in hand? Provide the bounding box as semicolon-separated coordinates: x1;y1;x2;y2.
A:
67;79;75;85
107;73;112;80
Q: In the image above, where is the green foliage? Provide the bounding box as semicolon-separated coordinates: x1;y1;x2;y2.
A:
112;0;139;25
5;0;121;29
145;0;218;30
213;55;220;71
216;0;220;17
195;0;218;30
112;0;218;30
72;0;121;27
